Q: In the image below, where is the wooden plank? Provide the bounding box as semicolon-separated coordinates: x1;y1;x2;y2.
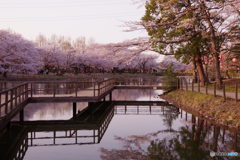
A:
236;83;238;102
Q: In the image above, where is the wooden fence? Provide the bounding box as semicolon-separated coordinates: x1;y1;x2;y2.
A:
0;83;29;118
178;77;239;102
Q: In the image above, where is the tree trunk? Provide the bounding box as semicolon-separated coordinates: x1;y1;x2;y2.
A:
205;64;208;81
195;55;208;85
200;0;223;87
226;70;231;79
213;47;223;87
192;60;198;83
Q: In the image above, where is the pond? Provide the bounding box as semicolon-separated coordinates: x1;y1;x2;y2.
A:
0;88;239;160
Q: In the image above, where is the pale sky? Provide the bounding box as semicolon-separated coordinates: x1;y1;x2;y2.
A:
0;0;147;44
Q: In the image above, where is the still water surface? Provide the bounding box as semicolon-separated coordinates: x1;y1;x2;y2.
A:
1;89;239;160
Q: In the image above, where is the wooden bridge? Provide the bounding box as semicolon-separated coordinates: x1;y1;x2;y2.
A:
0;78;167;130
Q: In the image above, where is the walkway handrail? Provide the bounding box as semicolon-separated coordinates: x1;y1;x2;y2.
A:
0;82;28;94
0;79;116;118
0;83;29;118
29;78;115;98
97;78;115;96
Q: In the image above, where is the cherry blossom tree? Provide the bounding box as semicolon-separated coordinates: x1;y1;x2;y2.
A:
0;30;43;76
139;0;240;86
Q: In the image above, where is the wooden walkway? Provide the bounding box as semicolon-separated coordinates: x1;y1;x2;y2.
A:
0;79;168;130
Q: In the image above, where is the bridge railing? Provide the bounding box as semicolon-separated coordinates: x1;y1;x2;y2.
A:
29;78;115;98
97;78;115;96
0;83;29;118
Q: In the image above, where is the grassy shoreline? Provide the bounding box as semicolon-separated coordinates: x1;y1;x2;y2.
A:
161;90;240;131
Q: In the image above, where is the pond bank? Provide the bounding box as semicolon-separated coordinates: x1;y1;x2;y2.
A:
161;90;240;131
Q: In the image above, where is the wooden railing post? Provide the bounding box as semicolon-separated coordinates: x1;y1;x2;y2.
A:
98;82;100;96
15;88;17;106
25;84;28;99
223;83;226;101
205;83;208;95
214;83;216;97
185;79;188;91
192;80;194;92
30;83;33;97
236;83;238;102
93;82;96;97
21;85;23;102
5;91;8;114
181;78;183;89
10;90;13;110
19;86;22;103
198;80;200;92
176;78;178;89
0;93;1;117
180;78;182;89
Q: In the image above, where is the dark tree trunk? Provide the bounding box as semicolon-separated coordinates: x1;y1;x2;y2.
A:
195;55;208;85
226;70;231;79
213;48;223;87
192;59;198;83
200;0;223;87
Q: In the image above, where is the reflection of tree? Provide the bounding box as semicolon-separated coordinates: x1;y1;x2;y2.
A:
100;136;149;160
161;106;179;131
147;139;177;160
100;121;212;160
173;126;209;160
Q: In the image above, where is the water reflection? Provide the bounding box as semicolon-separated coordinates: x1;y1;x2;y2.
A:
12;102;88;121
100;110;240;160
1;101;240;160
112;89;164;101
2;102;240;160
1;102;115;160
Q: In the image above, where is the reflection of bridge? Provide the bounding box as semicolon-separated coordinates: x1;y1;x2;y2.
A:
114;105;178;115
0;102;114;160
0;101;177;160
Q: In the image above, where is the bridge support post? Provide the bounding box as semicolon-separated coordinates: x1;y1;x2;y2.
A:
73;102;77;119
20;109;24;122
109;92;112;101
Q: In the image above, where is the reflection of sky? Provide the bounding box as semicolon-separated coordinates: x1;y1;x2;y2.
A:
24;112;178;160
113;89;164;101
12;102;88;121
